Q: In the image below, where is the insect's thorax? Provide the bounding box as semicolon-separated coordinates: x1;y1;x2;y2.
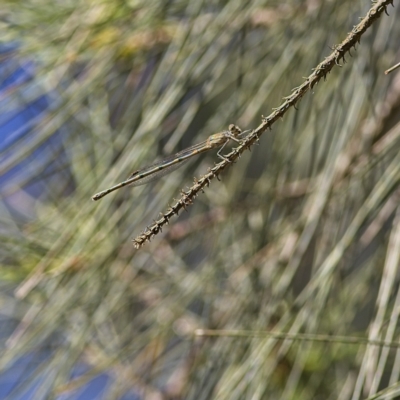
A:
208;132;229;147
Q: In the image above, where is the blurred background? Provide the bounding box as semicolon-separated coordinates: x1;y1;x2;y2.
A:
1;0;400;399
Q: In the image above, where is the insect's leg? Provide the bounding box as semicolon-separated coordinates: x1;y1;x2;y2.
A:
226;131;249;145
228;135;243;144
217;140;230;161
238;129;252;138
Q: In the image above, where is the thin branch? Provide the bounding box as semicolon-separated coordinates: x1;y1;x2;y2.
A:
133;0;396;248
194;329;400;349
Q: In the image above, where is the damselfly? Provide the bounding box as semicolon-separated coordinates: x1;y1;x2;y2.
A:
92;124;248;201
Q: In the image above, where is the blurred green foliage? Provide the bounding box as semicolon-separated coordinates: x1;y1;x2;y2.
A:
1;0;400;399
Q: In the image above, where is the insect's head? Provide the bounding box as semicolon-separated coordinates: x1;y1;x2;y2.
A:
228;124;242;138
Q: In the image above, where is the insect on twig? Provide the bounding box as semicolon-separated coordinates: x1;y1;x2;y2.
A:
92;124;249;201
